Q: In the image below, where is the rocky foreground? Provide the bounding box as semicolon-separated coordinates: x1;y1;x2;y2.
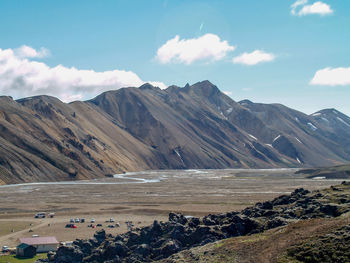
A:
42;182;350;263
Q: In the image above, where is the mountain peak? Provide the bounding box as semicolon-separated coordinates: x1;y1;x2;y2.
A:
139;83;160;91
239;100;254;106
0;96;14;102
311;108;344;118
189;80;220;97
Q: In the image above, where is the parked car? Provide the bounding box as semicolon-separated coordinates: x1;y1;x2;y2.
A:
70;218;74;223
75;218;80;223
80;218;85;223
108;225;115;228
65;224;77;228
91;218;95;223
2;246;9;252
34;212;46;218
49;213;55;218
60;241;73;247
97;224;102;227
109;218;115;222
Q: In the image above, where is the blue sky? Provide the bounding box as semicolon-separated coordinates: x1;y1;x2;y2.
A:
0;0;349;115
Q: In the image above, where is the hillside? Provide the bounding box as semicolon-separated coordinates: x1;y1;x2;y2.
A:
296;164;350;179
1;81;350;184
157;214;350;263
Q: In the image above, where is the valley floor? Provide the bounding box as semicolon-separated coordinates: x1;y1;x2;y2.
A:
0;169;346;248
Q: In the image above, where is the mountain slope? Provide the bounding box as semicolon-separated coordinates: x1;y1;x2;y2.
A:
0;95;159;184
0;81;350;184
238;100;350;166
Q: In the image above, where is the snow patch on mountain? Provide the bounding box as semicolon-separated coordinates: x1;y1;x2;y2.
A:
321;117;329;123
273;135;281;142
295;137;303;144
248;134;258;140
311;113;321;117
307;122;317;131
226;107;233;115
337;117;350;127
174;149;185;165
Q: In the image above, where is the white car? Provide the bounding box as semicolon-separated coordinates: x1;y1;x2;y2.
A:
75;218;80;223
109;218;115;222
91;218;95;223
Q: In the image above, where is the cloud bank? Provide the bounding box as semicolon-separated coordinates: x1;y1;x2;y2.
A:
156;34;235;65
310;67;350;86
233;50;275;66
291;0;333;16
0;46;166;102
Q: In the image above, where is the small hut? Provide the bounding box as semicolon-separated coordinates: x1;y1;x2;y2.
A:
19;236;59;252
16;243;37;258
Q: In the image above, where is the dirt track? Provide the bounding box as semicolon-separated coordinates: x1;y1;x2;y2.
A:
0;169;346;247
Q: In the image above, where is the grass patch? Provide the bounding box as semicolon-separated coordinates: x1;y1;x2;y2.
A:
0;253;46;263
278;255;303;263
214;241;224;248
240;233;268;243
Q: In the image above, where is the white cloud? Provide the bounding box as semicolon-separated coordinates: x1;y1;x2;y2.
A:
299;1;333;15
14;45;50;58
233;50;275;66
291;0;308;15
291;0;333;16
310;67;350;86
0;46;166;102
156;34;235;65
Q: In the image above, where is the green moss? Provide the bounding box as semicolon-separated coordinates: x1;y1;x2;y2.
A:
240;233;268;243
283;224;350;263
0;253;47;263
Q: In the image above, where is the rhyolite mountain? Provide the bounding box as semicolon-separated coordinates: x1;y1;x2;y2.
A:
0;80;349;184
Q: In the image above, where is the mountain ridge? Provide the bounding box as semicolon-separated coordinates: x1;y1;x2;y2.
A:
0;80;350;184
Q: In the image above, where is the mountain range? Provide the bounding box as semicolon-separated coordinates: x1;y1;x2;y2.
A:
0;80;350;184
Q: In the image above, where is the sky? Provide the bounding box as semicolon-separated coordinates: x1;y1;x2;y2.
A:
0;0;349;115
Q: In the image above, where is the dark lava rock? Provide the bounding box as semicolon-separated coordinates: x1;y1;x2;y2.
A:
320;204;343;217
169;213;188;225
94;230;106;243
54;246;84;263
113;241;129;257
265;217;288;230
188;217;200;228
134;243;151;258
160;240;182;258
